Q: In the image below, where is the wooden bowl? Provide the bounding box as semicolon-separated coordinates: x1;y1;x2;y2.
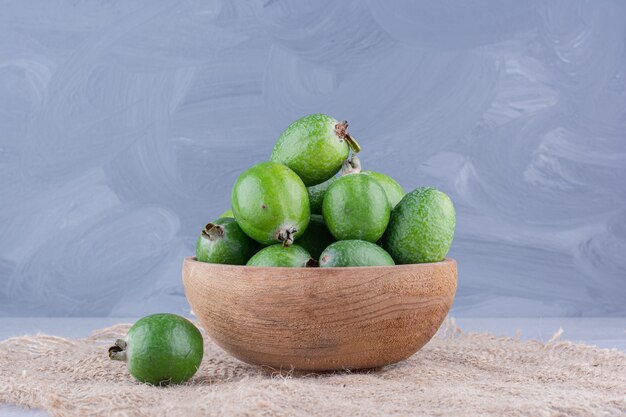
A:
182;257;457;371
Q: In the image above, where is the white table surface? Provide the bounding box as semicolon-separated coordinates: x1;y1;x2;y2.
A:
1;317;625;417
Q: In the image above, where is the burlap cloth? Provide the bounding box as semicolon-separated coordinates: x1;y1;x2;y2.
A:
1;319;624;417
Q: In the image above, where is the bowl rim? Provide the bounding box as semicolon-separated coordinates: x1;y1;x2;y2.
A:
184;256;456;272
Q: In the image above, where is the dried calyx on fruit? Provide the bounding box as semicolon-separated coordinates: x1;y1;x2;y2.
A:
201;223;224;240
334;120;361;154
341;154;362;175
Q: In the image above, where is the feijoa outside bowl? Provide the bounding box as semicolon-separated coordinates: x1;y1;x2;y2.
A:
182;257;457;372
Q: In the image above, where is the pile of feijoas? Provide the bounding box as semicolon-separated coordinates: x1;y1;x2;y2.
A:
197;113;456;268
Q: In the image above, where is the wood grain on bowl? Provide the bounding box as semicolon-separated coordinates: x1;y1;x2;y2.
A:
182;257;457;371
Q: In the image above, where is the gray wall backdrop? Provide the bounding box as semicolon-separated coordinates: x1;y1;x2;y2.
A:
1;1;625;317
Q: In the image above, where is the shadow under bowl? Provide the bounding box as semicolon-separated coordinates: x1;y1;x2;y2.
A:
182;257;457;371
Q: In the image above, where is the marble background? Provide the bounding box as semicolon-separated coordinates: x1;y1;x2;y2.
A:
1;0;624;317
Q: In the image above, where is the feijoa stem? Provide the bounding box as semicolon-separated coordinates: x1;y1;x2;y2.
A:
201;223;224;241
341;155;362;175
335;120;361;153
108;339;128;362
345;134;361;153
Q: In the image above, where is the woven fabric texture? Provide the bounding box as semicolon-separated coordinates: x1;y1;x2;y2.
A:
1;320;624;417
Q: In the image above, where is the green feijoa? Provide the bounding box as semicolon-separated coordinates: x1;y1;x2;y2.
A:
319;240;395;267
307;176;338;214
361;171;405;209
270;114;360;186
296;214;335;260
219;209;234;218
231;161;310;246
195;218;257;265
383;187;456;264
322;173;390;243
108;313;203;385
246;244;315;267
